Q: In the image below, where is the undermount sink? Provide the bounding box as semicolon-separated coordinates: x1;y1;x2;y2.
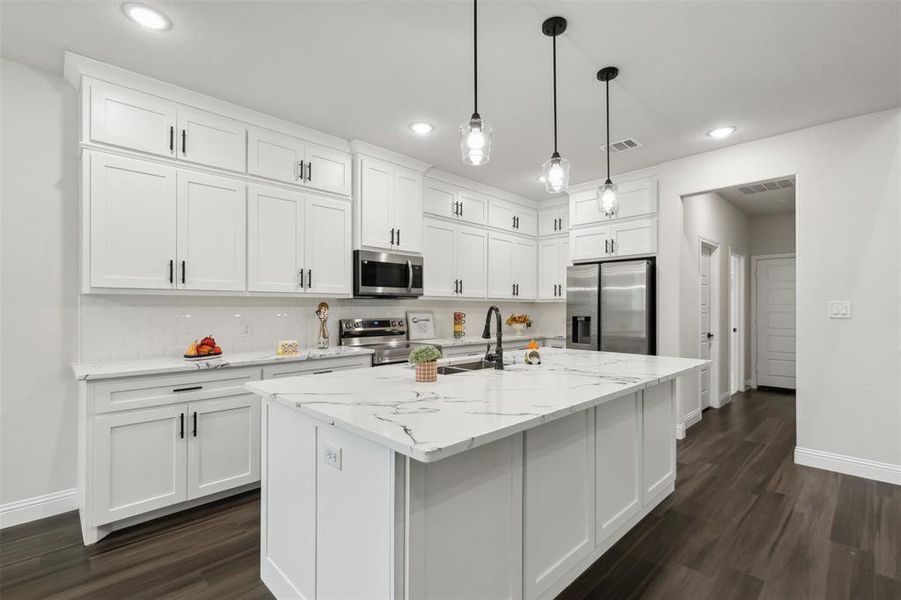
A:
437;360;496;375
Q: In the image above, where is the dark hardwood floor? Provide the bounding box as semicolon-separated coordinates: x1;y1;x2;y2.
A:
1;388;898;599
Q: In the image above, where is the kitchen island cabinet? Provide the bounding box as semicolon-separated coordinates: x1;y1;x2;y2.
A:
247;348;706;599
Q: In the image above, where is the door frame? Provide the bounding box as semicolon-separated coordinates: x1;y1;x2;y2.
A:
698;236;720;410
728;250;746;395
750;253;796;389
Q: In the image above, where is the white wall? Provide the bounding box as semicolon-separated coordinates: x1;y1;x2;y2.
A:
749;212;796;256
682;192;751;405
0;58;79;506
657;109;901;478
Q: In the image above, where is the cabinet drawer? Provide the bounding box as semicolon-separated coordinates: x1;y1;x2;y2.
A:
262;355;372;378
91;368;262;414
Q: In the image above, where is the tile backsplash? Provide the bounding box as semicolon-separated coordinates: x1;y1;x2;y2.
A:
79;295;565;362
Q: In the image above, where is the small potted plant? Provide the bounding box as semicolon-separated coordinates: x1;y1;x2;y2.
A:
505;313;533;334
409;345;442;382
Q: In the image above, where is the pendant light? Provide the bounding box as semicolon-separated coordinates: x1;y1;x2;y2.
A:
597;66;619;216
460;0;491;166
541;17;569;194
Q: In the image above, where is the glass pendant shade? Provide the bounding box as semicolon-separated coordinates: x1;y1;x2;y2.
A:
460;114;492;166
542;152;570;194
597;179;619;217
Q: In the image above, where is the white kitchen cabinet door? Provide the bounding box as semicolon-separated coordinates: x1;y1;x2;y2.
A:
423;179;459;220
488;233;515;299
456;225;488;298
595;393;641;544
515;209;538;237
89;81;177;158
304;195;352;295
539;205;568;236
558;238;570;300
247;127;305;185
569;224;612;262
611;218;657;257
89;153;177;290
186;395;260;500
642;383;676;502
570;177;658;226
176;171;246;291
458;189;488;225
247;185;304;293
177;107;247;173
305;143;351;196
514;238;538;300
538;238;561;300
524;411;595;600
93;404;187;525
393;167;423;253
359;157;395;250
422;218;457;297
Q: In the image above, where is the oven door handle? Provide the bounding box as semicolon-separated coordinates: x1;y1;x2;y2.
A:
406;259;413;293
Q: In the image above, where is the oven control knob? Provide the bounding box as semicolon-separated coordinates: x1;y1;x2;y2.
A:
343;322;351;329
354;322;362;329
391;320;398;327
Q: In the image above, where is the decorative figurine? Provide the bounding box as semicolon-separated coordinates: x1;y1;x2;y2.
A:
315;302;330;349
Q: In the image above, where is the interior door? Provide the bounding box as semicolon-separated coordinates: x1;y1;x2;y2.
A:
456;225;488;298
93;404;187;525
756;257;796;389
488;233;515;299
247;184;304;293
304;195;352;295
699;246;713;409
393;167;423;253
730;254;742;394
90;153;177;290
177;107;246;172
176;171;246;291
422;219;457;297
247;127;305;184
359;158;395;250
186;395;260;500
305;143;351;196
89;81;177;157
514;238;538;299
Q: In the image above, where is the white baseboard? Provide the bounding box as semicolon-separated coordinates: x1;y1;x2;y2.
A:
714;391;731;408
794;447;901;485
0;488;78;529
676;408;703;439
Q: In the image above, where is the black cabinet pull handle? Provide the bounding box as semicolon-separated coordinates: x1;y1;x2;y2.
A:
512;216;516;228
306;161;312;182
298;161;304;181
169;126;174;152
390;228;395;246
459;202;463;217
308;269;312;289
454;279;459;293
396;229;401;246
192;412;197;437
169;259;174;284
181;129;186;154
460;280;463;294
173;385;202;393
181;260;186;284
299;269;304;288
313;370;333;375
512;283;515;296
179;413;184;439
605;239;609;254
611;239;615;253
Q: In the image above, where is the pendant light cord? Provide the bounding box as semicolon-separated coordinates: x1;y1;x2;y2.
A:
473;0;478;115
552;33;558;154
605;79;610;179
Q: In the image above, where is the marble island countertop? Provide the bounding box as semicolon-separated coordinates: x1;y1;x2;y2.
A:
72;346;374;381
246;348;708;463
420;334;563;348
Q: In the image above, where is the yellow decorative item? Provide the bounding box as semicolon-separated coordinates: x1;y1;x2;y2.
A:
277;340;300;356
527;339;539;350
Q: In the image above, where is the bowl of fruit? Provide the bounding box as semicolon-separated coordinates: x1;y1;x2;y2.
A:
184;335;223;361
505;314;532;334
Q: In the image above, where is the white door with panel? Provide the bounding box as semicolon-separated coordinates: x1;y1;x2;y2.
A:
539;205;569;236
186;395;261;500
93;405;188;525
513;238;538;300
422;218;486;298
304;195;352;294
176;171;246;291
538;237;569;300
699;246;713;409
176;107;246;172
247;185;304;293
247;128;306;185
488;233;515;299
595;393;642;544
89;81;177;158
89;153;177;290
305;142;352;196
359;158;395;250
455;225;488;298
755;257;796;389
393;167;423;253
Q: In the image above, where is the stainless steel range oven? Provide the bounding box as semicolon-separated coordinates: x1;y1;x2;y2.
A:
339;318;424;365
353;250;423;298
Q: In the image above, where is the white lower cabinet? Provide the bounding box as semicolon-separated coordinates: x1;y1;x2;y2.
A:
538;237;569;300
595;393;642;543
422;217;487;298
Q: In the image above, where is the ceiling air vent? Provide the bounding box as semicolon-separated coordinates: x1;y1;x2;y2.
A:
600;137;642;153
737;178;794;195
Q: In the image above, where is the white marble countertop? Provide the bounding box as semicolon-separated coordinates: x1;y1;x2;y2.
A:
246;348;708;463
421;334;561;348
72;346;374;381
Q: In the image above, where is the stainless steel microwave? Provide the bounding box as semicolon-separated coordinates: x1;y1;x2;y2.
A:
353;250;423;298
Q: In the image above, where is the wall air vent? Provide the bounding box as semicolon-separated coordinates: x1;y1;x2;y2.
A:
737;178;795;195
600;138;642;153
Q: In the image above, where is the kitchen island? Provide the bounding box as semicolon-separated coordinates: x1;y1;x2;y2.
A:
246;347;706;600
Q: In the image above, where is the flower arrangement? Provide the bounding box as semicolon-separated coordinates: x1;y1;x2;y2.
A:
410;345;441;382
505;314;532;331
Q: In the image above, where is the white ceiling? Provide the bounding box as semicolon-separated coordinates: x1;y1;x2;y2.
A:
717;182;796;216
1;1;899;200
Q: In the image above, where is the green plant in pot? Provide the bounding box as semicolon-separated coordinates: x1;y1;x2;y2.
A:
410;345;442;382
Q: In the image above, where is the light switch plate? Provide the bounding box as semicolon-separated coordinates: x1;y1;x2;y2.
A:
323;445;342;470
827;300;852;319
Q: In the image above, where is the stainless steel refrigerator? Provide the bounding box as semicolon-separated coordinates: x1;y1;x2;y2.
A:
566;259;656;355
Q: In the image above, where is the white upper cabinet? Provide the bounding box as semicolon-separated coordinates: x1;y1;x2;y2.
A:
422;178;488;225
569;176;658;227
248;128;351;196
488;199;538;236
176;171;247;291
422;218;487;298
489;232;536;299
304;195;352;295
570;224;612;263
569;218;657;262
357;156;424;253
514;237;538;300
456;225;488;298
539;204;569;236
89;153;177;290
538;237;569;300
89;81;177;158
177;107;247;173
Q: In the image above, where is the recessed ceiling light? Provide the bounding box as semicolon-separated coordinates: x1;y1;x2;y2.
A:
707;126;736;140
409;122;435;135
123;3;171;30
